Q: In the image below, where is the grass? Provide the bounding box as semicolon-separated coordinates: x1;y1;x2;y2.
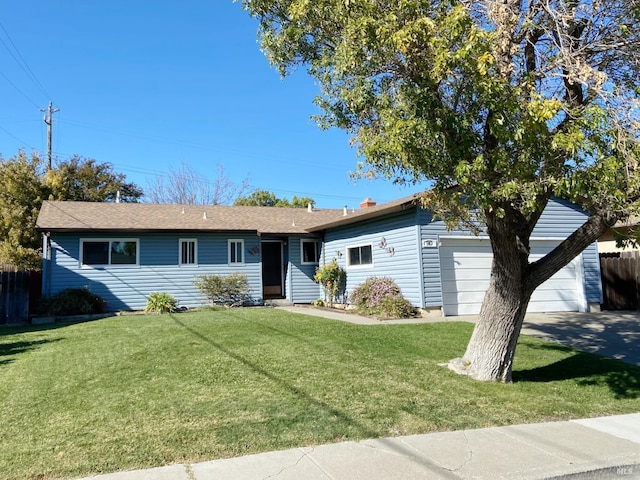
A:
1;308;639;479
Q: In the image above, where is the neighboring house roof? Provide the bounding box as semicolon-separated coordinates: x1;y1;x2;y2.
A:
612;216;640;229
36;201;347;235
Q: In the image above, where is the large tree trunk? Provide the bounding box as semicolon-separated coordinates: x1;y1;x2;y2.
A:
448;212;534;382
449;269;533;382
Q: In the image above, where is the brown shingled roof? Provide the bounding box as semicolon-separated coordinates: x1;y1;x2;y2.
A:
36;201;347;235
306;193;423;232
36;194;426;235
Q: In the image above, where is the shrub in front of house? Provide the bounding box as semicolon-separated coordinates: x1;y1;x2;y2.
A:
38;288;107;317
349;277;417;318
313;259;347;307
144;292;178;314
194;273;250;307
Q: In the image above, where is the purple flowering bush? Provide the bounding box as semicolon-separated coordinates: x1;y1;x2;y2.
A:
349;277;417;318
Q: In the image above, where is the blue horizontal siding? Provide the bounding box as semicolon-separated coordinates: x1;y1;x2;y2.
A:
44;198;601;313
47;233;263;311
288;238;323;303
323;209;423;307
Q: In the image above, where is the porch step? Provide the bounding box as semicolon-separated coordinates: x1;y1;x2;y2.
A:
264;299;294;307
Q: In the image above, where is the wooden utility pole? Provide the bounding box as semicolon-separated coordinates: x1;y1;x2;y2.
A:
41;101;59;170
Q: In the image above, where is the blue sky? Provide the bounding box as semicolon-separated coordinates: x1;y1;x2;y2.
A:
0;1;419;209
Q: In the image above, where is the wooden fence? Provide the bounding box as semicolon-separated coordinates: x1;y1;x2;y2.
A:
599;252;640;310
0;264;41;325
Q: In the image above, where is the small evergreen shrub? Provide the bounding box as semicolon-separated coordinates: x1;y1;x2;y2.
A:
349;277;417;318
144;292;178;314
38;288;107;317
313;260;346;307
194;272;250;307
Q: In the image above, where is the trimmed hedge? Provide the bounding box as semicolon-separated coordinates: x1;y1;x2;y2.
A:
38;288;107;317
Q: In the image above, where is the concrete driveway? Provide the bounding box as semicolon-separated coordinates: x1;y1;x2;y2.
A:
521;311;640;367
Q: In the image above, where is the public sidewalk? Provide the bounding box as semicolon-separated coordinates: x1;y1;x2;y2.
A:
80;413;640;479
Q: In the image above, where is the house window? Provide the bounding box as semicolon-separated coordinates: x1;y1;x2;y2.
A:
180;239;197;266
81;239;138;267
301;239;320;264
347;244;373;267
228;239;244;265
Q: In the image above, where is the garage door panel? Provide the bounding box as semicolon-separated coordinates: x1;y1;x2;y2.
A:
443;302;482;316
441;238;492;248
535;280;574;292
441;269;492;282
546;267;576;280
444;290;488;305
530;289;578;302
440;256;494;270
442;278;490;291
439;239;581;316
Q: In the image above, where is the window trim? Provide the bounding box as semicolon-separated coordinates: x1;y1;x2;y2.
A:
346;243;374;268
300;239;320;265
179;238;198;267
80;238;140;268
228;239;245;265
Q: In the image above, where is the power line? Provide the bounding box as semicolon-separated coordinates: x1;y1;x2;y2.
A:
0;70;40;108
56;118;354;173
0;21;50;99
0;125;31;147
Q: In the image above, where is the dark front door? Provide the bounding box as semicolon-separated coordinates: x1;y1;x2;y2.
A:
262;241;283;298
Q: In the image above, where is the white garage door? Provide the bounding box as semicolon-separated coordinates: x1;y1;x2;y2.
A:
440;238;585;316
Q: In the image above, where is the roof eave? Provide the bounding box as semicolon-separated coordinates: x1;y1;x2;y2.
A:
307;199;420;232
36;227;260;234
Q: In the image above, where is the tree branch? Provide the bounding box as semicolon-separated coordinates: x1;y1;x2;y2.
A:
525;208;621;291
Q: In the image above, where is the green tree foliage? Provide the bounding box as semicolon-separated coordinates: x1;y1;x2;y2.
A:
0;150;143;269
46;155;143;203
234;189;315;208
0;151;48;269
241;0;640;381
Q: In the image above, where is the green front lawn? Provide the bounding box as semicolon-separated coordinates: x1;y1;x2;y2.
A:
1;308;639;479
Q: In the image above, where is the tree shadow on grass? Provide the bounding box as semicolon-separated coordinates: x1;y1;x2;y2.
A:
169;314;462;477
169;314;379;439
0;338;63;367
513;348;640;399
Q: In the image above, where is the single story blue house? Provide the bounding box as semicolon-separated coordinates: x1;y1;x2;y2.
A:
35;195;602;315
